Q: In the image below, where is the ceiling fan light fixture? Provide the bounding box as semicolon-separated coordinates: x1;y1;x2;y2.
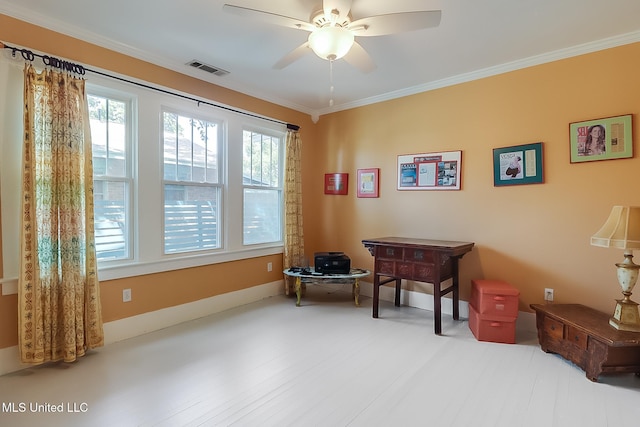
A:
308;26;354;61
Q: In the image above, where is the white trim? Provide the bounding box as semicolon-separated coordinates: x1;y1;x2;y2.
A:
2;3;639;119
103;279;283;345
0;279;538;376
0;280;284;376
315;30;640;117
355;279;536;334
0;277;17;295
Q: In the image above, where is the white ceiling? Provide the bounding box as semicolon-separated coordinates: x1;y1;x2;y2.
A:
2;0;640;119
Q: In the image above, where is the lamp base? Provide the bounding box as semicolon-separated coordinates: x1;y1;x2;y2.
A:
609;298;640;332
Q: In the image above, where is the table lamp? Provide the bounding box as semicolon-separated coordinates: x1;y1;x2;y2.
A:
590;206;640;332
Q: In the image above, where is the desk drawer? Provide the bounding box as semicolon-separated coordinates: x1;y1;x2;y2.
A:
567;325;588;350
543;316;564;340
377;246;404;260
404;248;434;263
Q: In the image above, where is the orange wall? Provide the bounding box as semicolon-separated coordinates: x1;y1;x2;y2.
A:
2;14;640;352
0;15;314;349
304;42;640;315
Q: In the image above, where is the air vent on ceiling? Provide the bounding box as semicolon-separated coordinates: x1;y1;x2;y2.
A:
187;60;229;76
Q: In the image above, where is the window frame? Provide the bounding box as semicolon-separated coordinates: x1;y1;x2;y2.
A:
241;127;285;246
78;76;285;281
161;107;225;255
87;85;136;264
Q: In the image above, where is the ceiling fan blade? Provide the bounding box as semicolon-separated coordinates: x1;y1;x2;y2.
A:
223;4;316;32
343;41;376;73
349;10;442;37
323;0;353;19
273;42;311;69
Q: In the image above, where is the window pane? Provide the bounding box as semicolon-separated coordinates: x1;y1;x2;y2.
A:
164;112;219;184
243;131;280;187
163;111;178;181
242;129;282;246
164;184;219;253
94;180;128;260
243;188;281;245
206;122;219;184
89;95;126;177
177;115;193;181
89;93;131;263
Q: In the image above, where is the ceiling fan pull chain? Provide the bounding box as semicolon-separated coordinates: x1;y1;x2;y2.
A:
329;58;335;107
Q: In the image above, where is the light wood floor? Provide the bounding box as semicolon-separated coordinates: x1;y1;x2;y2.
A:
1;285;639;427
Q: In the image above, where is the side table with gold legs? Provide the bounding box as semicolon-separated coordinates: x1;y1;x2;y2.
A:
283;268;371;307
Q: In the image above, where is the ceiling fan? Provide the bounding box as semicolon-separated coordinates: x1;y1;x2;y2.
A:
222;0;442;73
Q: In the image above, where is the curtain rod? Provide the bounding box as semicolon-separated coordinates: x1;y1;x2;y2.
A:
2;42;300;130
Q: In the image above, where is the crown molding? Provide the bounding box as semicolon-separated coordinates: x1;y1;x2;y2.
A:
2;4;639;122
319;30;640;117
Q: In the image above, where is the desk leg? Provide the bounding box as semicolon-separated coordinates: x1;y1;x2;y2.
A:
452;258;460;320
434;278;442;335
373;275;380;318
295;277;302;307
353;278;360;306
394;278;402;307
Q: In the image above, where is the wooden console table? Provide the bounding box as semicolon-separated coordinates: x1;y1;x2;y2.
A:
362;237;474;335
530;303;640;381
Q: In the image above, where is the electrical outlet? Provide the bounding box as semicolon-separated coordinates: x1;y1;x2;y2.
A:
123;288;132;302
544;288;554;302
267;262;273;272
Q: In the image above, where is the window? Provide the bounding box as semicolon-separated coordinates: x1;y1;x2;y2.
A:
242;129;283;245
2;67;286;283
88;93;132;261
162;110;222;254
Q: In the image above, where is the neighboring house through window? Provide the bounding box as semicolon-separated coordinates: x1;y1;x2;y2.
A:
162;110;222;254
242;129;283;245
88;92;133;261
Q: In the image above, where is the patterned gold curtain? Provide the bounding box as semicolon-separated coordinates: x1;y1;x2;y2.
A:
283;129;305;295
19;64;104;364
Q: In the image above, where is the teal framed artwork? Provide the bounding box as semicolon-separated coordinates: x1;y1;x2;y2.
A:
493;142;544;187
569;114;633;163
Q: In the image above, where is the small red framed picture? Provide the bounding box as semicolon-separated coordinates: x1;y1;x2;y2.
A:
324;173;348;195
357;168;379;198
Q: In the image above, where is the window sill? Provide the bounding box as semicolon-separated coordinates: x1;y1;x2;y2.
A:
96;245;283;282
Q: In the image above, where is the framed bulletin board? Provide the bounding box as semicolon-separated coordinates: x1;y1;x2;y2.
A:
397;151;461;190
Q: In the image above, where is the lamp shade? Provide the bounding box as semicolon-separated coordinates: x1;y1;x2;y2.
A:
308;26;354;61
590;206;640;250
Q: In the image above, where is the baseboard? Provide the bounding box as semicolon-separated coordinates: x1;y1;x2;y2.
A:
355;279;537;335
1;279;538;376
356;279;469;317
0;346;22;376
0;280;284;376
103;280;284;345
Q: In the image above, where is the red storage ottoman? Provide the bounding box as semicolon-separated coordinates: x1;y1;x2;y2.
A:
470;279;520;317
469;279;519;344
468;305;516;344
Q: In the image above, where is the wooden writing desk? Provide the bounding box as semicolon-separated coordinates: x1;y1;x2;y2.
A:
362;237;474;334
